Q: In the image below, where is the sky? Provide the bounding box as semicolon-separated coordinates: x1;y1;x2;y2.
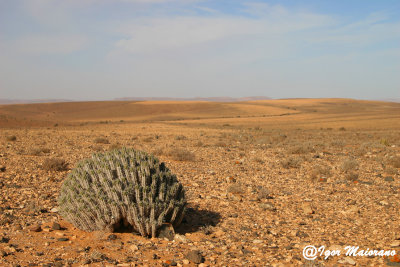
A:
0;0;399;101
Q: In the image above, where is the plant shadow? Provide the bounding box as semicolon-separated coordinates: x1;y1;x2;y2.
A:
175;205;222;234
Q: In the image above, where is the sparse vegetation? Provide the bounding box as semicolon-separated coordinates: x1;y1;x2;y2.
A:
227;184;245;194
166;148;195;161
340;158;358;172
6;135;17;141
58;148;186;237
175;135;187;140
281;156;302;169
43;158;68;172
94;137;109;144
28;147;51;156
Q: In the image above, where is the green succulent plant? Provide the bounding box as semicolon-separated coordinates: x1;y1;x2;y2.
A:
58;147;186;237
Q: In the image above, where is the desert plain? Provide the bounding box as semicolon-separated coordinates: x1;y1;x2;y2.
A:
0;98;400;266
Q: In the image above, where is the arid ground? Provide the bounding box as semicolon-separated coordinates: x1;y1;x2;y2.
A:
0;98;400;266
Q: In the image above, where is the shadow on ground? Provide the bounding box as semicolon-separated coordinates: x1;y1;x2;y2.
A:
175;205;222;234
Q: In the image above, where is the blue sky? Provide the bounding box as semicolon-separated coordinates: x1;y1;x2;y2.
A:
0;0;399;100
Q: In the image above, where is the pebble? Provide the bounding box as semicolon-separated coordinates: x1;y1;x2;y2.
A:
107;234;118;241
185;250;204;264
174;234;191;243
57;238;69;241
129;244;139;252
0;237;9;243
52;222;61;230
29;224;42;232
158;223;175;241
385;176;394;182
390;240;400;247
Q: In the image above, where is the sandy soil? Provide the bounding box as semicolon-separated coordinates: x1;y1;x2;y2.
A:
0;99;400;266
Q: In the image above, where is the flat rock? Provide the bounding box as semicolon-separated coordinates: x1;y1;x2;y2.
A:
185;250;204;264
52;222;61;230
29;224;42;232
158;223;175;241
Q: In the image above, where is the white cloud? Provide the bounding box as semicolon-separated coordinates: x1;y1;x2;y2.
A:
112;7;335;54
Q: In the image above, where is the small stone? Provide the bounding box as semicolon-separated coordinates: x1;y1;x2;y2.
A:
50;207;59;213
253;239;263;244
0;166;5;172
52;222;61;230
301;203;314;215
259;202;276;211
129;244;139;252
390;240;400;247
174;234;191;243
214;229;225;237
0;237;9;243
225;176;236;183
158;223;175;241
29;224;42;232
57;238;69;241
107;234;117;241
385;176;394;182
379;200;389;206
185;250;204;264
182;259;189;265
343;256;356;265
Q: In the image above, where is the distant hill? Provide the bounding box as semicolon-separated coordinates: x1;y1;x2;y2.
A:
0;99;74;105
114;96;272;102
0;96;271;105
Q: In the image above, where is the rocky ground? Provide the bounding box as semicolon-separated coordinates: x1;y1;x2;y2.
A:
0;121;400;266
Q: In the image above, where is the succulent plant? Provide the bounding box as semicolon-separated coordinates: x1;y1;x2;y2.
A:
58;147;186;237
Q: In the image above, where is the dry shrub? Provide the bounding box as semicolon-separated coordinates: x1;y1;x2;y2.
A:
195;140;204;147
175;135;187;140
94;137;109;144
253;157;265;164
166;148;195;161
6;135;16;141
109;143;121;150
43;158;68;172
385;166;398;175
281;156;302;169
340;158;358;172
310;165;331;181
387;156;400;168
227;184;245;194
345;172;359;181
215;141;227;147
288;142;315;154
29;147;51;156
331;139;345;147
152;147;164;156
339;127;346;131
142;136;153;143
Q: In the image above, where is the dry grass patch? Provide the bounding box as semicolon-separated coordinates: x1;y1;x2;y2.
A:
227;184;245;194
166;148;195;161
281;156;303;169
43;158;68;172
94;137;109;144
28;147;51;156
310;165;331;181
288;142;315;154
340;158;359;172
6;135;17;141
387;156;400;168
